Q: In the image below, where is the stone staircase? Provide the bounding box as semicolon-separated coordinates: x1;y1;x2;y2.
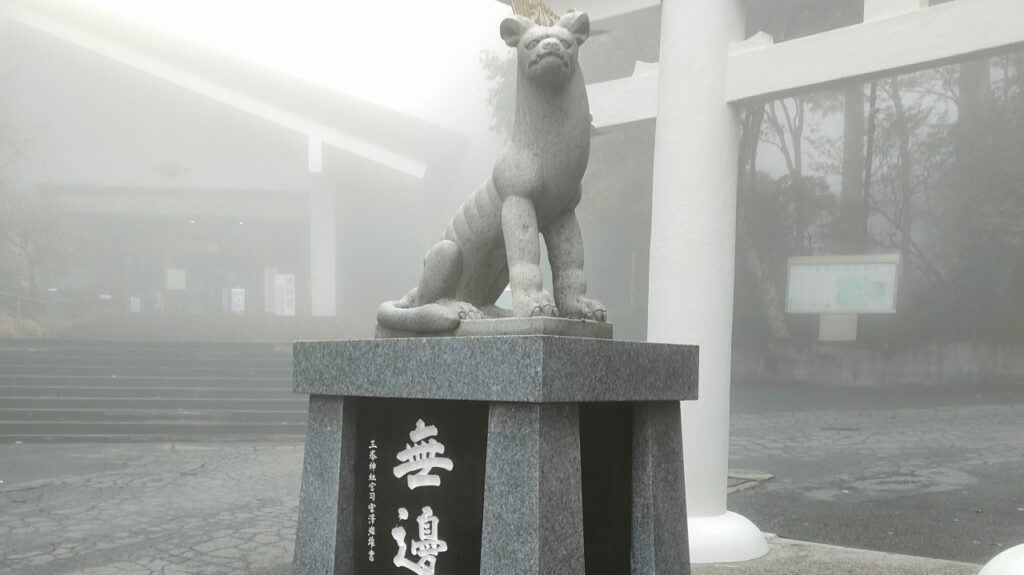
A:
55;315;352;342
0;339;307;442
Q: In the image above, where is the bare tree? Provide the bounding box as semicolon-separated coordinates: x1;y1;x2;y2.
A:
738;105;790;339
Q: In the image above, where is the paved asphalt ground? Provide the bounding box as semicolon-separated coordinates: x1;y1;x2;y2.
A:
729;381;1024;566
0;381;1021;573
1;443;300;574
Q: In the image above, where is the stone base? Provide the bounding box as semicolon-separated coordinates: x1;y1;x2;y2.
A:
294;336;696;403
291;336;697;575
374;316;612;339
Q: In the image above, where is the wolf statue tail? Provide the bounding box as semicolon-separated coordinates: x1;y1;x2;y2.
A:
376;291;461;334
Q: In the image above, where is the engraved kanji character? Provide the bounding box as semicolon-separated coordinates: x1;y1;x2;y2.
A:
393;419;453;490
391;507;448;575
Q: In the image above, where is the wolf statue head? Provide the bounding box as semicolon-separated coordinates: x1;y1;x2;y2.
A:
500;11;590;89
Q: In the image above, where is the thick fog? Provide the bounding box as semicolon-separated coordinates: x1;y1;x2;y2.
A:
0;0;661;340
2;0;1024;571
1;0;1022;353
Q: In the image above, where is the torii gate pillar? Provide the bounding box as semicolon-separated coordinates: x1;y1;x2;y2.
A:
647;0;769;563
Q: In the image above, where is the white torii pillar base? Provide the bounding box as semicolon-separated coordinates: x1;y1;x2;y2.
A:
980;543;1024;575
649;0;768;564
688;512;770;563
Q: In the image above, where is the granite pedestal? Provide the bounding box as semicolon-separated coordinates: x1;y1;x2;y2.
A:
374;316;614;340
291;335;697;575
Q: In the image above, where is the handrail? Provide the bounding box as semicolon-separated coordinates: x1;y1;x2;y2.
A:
0;290;46;320
0;290;45;305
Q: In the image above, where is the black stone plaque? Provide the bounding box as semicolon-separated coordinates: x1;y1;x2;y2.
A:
581;402;633;573
354;398;488;575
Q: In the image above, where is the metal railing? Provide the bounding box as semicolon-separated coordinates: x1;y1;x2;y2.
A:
0;290;46;320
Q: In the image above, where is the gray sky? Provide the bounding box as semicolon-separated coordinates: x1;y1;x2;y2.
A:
80;0;513;136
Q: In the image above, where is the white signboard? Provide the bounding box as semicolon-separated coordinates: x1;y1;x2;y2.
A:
275;274;296;317
786;254;900;314
230;288;246;313
166;268;187;291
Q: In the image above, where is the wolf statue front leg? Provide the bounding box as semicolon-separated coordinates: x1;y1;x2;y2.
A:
543;208;606;321
502;196;558;317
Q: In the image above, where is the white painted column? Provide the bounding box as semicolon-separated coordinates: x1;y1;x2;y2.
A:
308;136;337;317
309;180;337;316
648;0;768;563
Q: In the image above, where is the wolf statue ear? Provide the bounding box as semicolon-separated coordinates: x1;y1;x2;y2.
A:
500;15;534;48
558;10;590;45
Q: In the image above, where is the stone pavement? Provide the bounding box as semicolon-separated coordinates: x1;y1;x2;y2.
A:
4;383;1019;575
0;443;301;575
728;383;1024;565
693;534;979;575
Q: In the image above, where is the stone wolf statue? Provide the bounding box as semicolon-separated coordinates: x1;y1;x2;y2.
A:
377;11;606;333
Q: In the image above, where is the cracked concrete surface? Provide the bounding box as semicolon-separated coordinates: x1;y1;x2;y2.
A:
729;386;1024;564
731;402;1024;507
2;384;1021;573
0;443;300;575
